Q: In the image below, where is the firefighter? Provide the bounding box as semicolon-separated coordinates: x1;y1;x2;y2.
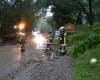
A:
19;36;26;52
58;27;64;46
59;26;67;56
47;31;53;48
45;32;54;60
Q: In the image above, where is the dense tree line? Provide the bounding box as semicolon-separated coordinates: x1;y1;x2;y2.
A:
35;0;100;29
0;0;100;37
0;0;40;37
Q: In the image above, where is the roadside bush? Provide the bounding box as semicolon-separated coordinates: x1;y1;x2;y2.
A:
71;33;87;42
92;27;100;34
71;27;100;58
84;33;100;49
71;41;86;58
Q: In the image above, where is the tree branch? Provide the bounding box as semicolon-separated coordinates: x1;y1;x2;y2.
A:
74;0;90;20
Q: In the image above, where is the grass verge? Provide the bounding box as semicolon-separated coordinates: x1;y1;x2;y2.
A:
74;44;100;80
71;22;100;80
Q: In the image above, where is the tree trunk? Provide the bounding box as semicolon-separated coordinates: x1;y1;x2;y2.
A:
76;10;82;25
88;0;93;28
75;0;93;28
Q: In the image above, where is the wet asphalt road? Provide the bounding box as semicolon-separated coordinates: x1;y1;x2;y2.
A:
0;36;47;78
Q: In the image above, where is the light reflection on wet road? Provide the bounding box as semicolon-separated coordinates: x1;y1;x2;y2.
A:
0;36;47;78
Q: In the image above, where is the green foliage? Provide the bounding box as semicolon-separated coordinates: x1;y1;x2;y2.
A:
71;25;100;58
69;24;90;42
36;0;78;28
85;33;100;49
92;26;100;34
70;33;88;42
71;22;100;80
74;44;100;80
51;0;77;27
0;0;39;37
40;25;52;33
47;17;56;30
71;41;86;58
37;0;100;27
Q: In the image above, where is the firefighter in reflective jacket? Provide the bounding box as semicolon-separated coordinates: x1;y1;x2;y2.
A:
59;27;64;46
19;37;26;52
47;32;53;49
59;27;67;55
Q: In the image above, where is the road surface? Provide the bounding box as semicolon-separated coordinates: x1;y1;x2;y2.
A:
0;35;75;80
0;36;47;79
